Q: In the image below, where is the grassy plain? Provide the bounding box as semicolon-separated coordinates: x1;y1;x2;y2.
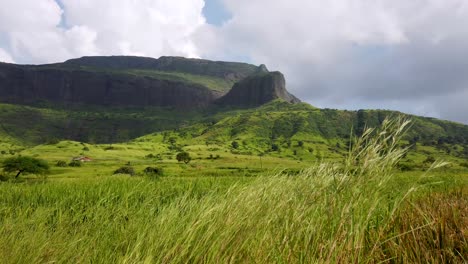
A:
0;117;467;263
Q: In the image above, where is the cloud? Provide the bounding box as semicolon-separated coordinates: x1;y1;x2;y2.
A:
0;0;466;124
196;0;468;124
61;0;205;58
0;48;14;63
0;0;206;63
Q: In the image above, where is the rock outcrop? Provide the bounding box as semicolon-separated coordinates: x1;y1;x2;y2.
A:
0;63;217;108
217;72;300;107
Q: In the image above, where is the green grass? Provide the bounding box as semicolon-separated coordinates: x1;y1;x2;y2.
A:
126;69;235;92
0;117;466;263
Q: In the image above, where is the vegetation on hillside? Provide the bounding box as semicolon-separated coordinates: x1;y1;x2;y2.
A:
0;117;466;262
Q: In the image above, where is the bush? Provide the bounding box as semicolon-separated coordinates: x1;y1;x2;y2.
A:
145;154;155;159
397;163;414;171
68;160;82;167
143;167;164;177
231;141;239;149
271;144;279;152
56;160;68;167
82;147;90;151
424;156;436;164
113;166;135;176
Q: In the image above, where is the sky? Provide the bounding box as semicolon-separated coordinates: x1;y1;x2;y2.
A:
0;0;467;124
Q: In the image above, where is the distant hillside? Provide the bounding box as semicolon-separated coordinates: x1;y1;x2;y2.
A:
0;56;281;109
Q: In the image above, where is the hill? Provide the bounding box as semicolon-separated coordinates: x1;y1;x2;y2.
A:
0;56;466;166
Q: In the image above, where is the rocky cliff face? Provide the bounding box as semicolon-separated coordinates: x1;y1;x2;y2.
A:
217;72;300;107
0;56;300;109
0;63;217;108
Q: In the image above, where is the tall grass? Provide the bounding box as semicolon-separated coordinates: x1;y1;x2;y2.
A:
0;117;465;263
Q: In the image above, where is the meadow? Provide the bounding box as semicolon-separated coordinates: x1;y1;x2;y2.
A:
0;118;466;263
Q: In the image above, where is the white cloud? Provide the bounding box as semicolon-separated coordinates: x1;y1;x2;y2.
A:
0;0;467;124
196;0;468;124
0;0;206;63
61;0;205;58
0;48;14;63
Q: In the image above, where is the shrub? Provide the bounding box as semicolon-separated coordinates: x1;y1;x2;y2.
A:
82;147;90;151
145;154;155;159
397;163;414;171
68;160;82;167
424;156;436;164
271;144;279;152
143;167;164;177
56;160;68;167
113;166;135;176
231;141;239;149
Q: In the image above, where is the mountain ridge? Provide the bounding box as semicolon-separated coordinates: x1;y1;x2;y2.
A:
0;56;297;109
0;56;466;161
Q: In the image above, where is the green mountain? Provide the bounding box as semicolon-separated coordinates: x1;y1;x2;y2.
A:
0;56;466;165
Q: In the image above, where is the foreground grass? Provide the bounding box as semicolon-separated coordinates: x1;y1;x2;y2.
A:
0;118;466;263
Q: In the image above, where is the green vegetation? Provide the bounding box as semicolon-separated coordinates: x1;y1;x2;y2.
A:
126;69;235;92
1;156;49;179
113;166;136;176
0;117;466;262
176;151;191;164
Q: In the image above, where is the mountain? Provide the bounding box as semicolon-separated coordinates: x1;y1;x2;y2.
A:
0;55;466;162
0;56;286;109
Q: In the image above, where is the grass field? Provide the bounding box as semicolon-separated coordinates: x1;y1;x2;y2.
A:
0;118;466;263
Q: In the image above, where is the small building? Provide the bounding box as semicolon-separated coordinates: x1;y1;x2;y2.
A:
72;156;93;162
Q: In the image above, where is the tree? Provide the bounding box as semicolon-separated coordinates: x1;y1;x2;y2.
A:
176;151;191;164
1;156;50;178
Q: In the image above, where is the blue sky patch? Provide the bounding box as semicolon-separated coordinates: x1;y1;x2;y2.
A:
203;0;231;26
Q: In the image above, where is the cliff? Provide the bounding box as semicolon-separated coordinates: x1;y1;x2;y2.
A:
0;63;218;108
217;72;300;107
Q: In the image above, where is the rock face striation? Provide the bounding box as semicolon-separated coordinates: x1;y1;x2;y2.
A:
217;72;300;107
0;56;300;109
